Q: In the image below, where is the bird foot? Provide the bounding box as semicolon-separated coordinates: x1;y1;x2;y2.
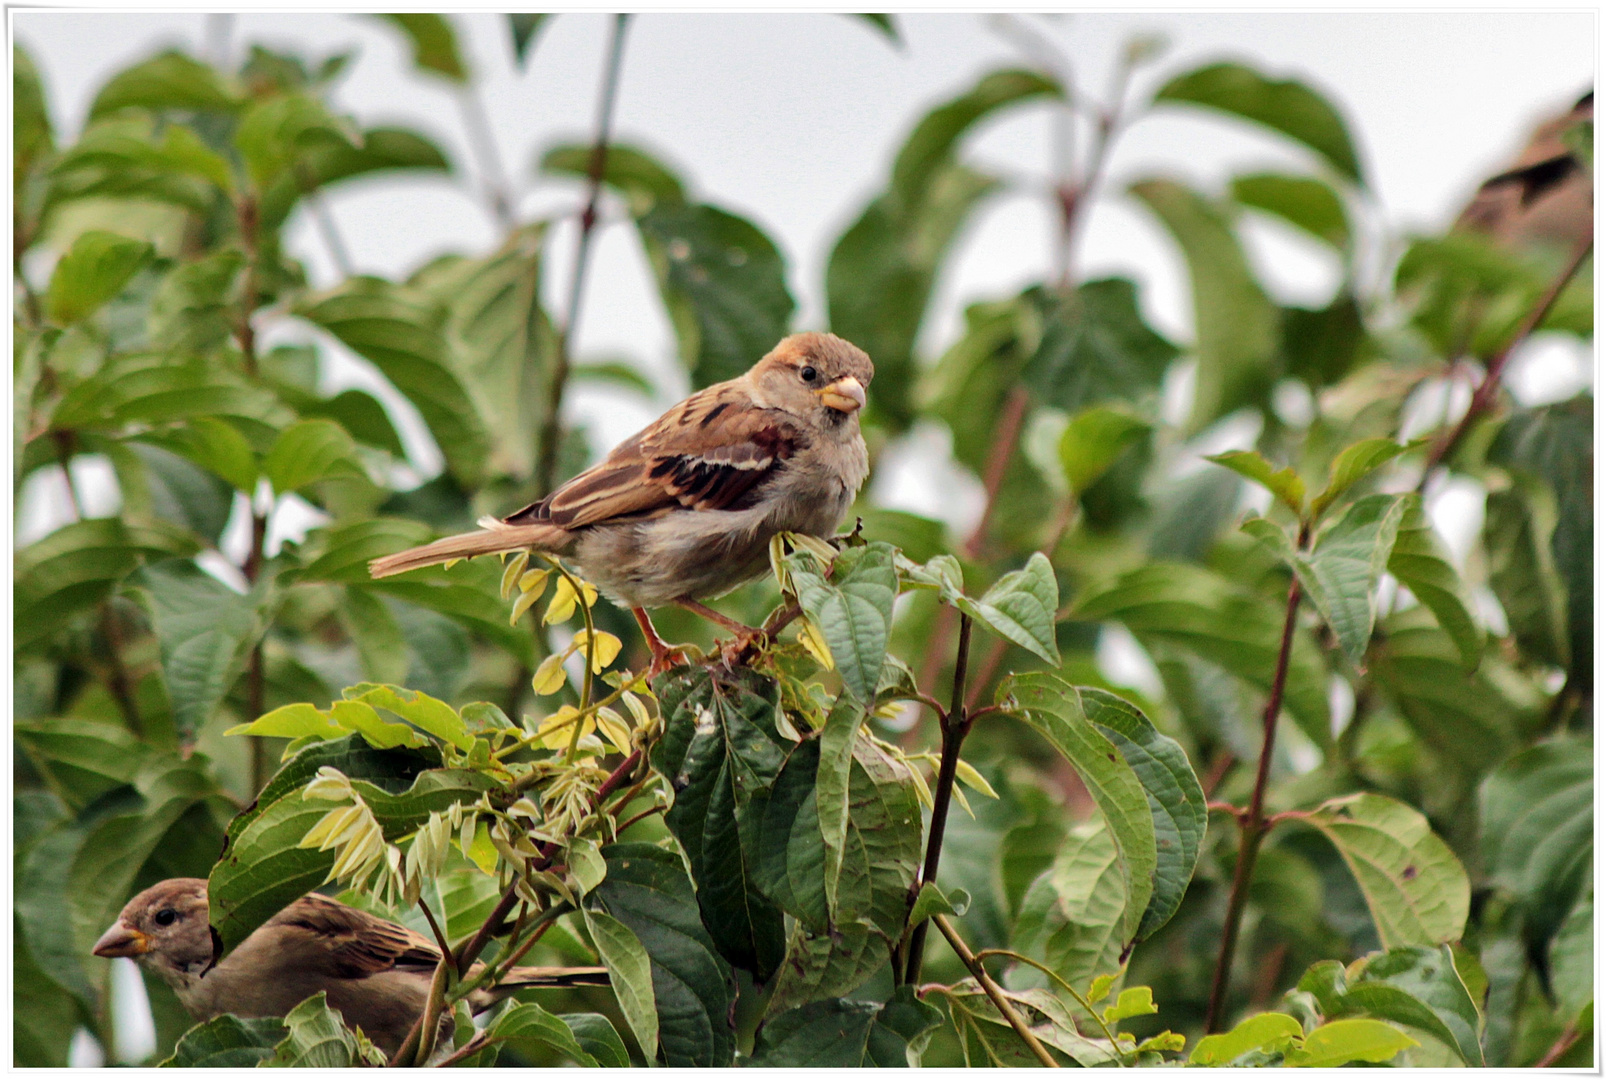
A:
646;643;694;679
717;628;769;669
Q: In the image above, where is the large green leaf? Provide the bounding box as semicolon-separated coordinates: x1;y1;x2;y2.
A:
14;914;85;1067
955;552;1061;665
1479;740;1591;949
372;13;468;82
15;717;153;812
296;277;489;484
592;843;736;1067
827;69;1058;425
160;1014;287;1067
1020;278;1179;415
787;542;898;700
1482;487;1566;668
748;986;943;1067
938;981;1120;1066
1284;1018;1415;1066
1342;945;1484;1065
1057;406;1150;496
46;229;153;325
483;1000;601;1067
1001;674;1156;943
649;666;788;979
14;517;200;652
48;351;282;433
1386;495;1481;671
1073;562;1332;747
258;126;449;231
1301;793;1469;949
1013;820;1128;997
1074;688;1206;940
1231;172;1349;248
1154;61;1363;182
233;91;357;191
263;991;382;1067
131;559;273;741
87;49;241;119
1190;1012;1304;1065
263;417;363;496
1129;178;1280;431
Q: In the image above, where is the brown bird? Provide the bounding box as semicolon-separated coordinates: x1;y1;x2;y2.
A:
92;878;608;1057
369;332;874;671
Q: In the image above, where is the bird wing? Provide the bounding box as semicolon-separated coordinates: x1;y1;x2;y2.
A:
503;386;806;530
267;893;442;979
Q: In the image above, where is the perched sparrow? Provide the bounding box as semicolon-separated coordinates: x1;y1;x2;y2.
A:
93;878;607;1057
369;332;874;670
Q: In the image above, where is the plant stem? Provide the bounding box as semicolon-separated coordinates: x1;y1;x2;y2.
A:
934;915;1060;1068
455;86;516;232
235;195;259;376
431;1031;499;1069
974;947;1123;1054
243;509;268;792
1536;1018;1583;1067
1203;567;1304;1033
903;614;972;984
1418;233;1592;491
418;897;454;961
537;12;631;497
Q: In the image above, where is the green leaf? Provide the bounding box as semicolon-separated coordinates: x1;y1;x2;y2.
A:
816;696;866;925
1549;892;1593;1020
1281;292;1367;389
847;13;901;45
1013;820;1128;998
1479;740;1591;949
638;200;796;388
13;914;84;1067
263;991;382;1067
233;92;356;190
14;44;54;189
1154;61;1363;182
649;666;788;979
1206;448;1305;515
160;1014;287;1067
1130;179;1280;430
1074;688;1206;941
1231;172;1349;248
372;13;468;82
1057;406;1149;496
132;559;270;740
342;683;472;752
541;141;686;216
1190;1011;1303;1065
592;843;735;1066
487;1000;600;1067
1482;487;1566;668
1344;945;1484;1065
49;352;282;433
14;517;200;653
1386;495;1482;670
296;277;490;485
955;552;1061;665
263;417;362;496
562;1013;631;1069
1297;493;1408;667
258;126;451;231
748;987;944;1067
1284;1017;1415;1067
939;980;1120;1066
1074;562;1332;747
908;881;971;925
1103;985;1158;1023
1022;279;1180;416
828;69;1058;425
787;542;898;700
1002;674;1156;942
136;415;258;493
507;13;553;66
46;229;153;324
1309;437;1411;519
15;717;152;812
1301;792;1470;949
299;518;435;582
87;49;240;119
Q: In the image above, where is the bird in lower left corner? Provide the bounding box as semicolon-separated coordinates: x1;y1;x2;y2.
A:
93;878;608;1058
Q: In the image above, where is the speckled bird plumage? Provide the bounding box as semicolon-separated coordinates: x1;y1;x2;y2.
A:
368;332;874;610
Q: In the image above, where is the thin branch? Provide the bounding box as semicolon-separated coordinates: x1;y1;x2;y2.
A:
418;897;454;963
243;509;269;793
537;12;631;496
1203;565;1304;1033
934;915;1060;1068
431;1031;500;1069
1535;1018;1583;1067
974;947;1122;1055
455;85;515;231
1417;233;1592;490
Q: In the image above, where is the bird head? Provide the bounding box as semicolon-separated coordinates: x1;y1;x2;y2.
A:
750;332;874;425
94;878;216;978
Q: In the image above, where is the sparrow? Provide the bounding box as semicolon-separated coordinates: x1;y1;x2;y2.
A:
92;878;608;1057
369;332;874;671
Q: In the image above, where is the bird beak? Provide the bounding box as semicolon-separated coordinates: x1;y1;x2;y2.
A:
93;921;150;959
816;376;866;413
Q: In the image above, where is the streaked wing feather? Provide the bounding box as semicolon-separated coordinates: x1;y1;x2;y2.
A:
268;893;441;979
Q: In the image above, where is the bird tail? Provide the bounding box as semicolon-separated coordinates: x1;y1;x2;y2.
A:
367;517;570;579
465;965;611;1012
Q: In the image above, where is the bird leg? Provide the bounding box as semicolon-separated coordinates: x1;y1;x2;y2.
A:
674;597;767;666
631;607;689;678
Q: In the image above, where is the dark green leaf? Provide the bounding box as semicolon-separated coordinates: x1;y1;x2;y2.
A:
14;44;54;189
1231;172;1349;248
372;13;468;82
749;987;944;1067
1344;945;1484;1065
46;230;154;325
15;718;152;812
49;352;282;433
1298;493;1407;667
507;14;552;66
263;991;383;1066
1300;792;1470;949
541;141;686;216
259;127;450;231
1130;178;1280;430
649;666;788;979
1482;487;1565;667
263;417;362;496
1013;820;1128;994
1001;674;1156;943
592;843;736;1067
1386;495;1481;671
1154;61;1362;182
562;1013;631;1068
296;277;489;484
118;441;236;544
486;1001;599;1067
846;13;901;45
135;414;258;493
956;552;1061;665
1479;740;1591;950
13;914;84;1067
88;49;240;119
1058;406;1149;496
908;881;971;924
1022;278;1179;415
160;1014;287;1067
1281;292;1367;388
787;542;898;700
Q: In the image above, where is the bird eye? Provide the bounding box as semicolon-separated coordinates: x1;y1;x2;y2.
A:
800;365;818;383
154;909;178;927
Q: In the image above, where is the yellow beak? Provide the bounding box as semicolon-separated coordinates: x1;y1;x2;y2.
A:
816;376;866;413
93;922;150;959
